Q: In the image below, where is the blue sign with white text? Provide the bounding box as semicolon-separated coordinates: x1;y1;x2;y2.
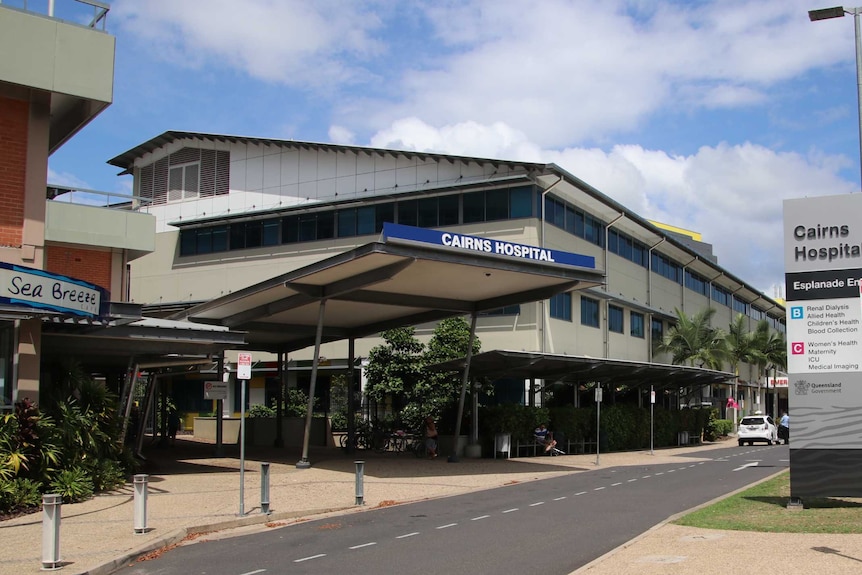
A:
381;223;596;269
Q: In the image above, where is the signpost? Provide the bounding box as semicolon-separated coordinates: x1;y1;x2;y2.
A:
650;386;655;456
237;353;252;515
784;193;862;500
595;385;603;466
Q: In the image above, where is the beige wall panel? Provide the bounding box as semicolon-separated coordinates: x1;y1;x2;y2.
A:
606;256;648;302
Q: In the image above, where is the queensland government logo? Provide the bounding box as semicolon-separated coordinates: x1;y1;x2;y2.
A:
794;379;810;395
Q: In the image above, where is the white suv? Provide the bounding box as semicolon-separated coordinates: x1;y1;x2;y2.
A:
737;414;778;446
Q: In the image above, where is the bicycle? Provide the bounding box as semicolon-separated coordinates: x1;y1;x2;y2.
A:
410;434;428;458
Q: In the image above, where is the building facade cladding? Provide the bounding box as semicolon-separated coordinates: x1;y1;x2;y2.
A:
123;135;784;388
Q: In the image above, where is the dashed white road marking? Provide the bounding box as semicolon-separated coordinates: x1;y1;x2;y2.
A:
529;502;545;507
436;523;457;529
627;479;637;483
295;554;326;563
553;496;567;501
611;482;622;486
240;570;267;575
575;491;587;496
594;487;606;491
349;542;377;549
396;532;419;539
471;515;490;521
502;508;518;514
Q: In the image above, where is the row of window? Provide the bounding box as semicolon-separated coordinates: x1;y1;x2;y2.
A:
180;185;534;255
177;184;782;331
549;295;646;338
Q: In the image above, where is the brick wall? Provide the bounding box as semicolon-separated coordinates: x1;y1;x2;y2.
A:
0;96;27;248
46;246;112;291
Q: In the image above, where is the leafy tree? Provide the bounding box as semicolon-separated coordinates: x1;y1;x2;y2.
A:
420;317;482;432
364;318;483;433
364;326;426;425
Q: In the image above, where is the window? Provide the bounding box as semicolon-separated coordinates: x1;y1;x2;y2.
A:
733;295;749;315
631;312;645;338
651;318;663;343
398;199;418;227
509;186;533;218
712;284;730;307
550;292;572;321
685;270;708;296
651;253;682;284
609;305;624;333
580;296;599;327
479;304;521;316
168;163;200;201
463;191;485;223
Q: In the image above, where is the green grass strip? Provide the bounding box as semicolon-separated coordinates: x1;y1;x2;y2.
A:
673;471;862;534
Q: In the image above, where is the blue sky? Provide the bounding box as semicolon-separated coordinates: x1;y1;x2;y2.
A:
42;0;862;297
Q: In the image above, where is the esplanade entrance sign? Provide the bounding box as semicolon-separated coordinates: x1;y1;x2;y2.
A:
784;193;862;499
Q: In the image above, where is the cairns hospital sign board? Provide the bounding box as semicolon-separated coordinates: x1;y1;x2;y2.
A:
0;262;108;318
381;222;596;269
784;193;862;498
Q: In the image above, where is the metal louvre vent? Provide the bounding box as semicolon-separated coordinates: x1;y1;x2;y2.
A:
154;158;169;204
200;150;216;197
215;150;229;196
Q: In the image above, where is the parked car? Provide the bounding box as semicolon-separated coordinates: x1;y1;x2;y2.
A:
737;413;778;446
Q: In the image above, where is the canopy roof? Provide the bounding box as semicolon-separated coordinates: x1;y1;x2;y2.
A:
430;350;734;390
170;236;605;353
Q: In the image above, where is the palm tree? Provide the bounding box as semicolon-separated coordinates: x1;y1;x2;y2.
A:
656;307;726;369
723;313;765;431
752;320;786;416
655;307;727;407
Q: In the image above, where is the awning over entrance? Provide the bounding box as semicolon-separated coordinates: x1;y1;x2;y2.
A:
429;350;734;391
171;237;605;352
40;316;247;369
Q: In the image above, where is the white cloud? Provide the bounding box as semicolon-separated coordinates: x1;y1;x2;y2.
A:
112;0;385;89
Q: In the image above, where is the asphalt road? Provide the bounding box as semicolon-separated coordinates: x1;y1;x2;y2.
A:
116;444;788;575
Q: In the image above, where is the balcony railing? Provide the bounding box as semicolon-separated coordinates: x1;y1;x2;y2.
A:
47;184;152;210
0;0;110;30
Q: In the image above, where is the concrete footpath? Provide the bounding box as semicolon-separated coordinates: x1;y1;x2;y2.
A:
1;436;860;575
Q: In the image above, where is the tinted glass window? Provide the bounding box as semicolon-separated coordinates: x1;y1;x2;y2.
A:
463;191;484;223
398;200;418;227
509;186;532;218
485;189;508;221
439;195;459;225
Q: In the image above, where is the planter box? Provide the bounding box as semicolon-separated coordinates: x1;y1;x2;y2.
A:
246;417;332;447
193;417;241;444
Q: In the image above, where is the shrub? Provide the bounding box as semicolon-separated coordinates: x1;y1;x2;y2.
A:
479;404;549;442
329;410;347;431
48;467;94;504
247;404;276;418
0;477;42;514
84;459;127;492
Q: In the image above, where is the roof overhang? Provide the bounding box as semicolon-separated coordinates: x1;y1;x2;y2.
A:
428;350;734;390
171;233;605;353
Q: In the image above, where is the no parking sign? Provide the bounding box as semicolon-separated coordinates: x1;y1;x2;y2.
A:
238;352;252;380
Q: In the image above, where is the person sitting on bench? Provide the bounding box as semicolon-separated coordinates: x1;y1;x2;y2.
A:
534;423;557;453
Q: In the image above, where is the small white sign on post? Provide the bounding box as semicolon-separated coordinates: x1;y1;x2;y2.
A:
650;390;656;404
204;381;227;401
238;352;252;381
595;387;603;403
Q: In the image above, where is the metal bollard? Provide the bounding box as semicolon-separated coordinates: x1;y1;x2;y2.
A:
260;462;271;515
41;493;62;570
354;460;365;505
133;474;149;534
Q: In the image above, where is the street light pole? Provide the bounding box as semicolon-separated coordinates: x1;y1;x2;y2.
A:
809;5;862;189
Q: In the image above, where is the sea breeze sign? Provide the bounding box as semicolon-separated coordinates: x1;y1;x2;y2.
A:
381;222;596;269
0;262;107;317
